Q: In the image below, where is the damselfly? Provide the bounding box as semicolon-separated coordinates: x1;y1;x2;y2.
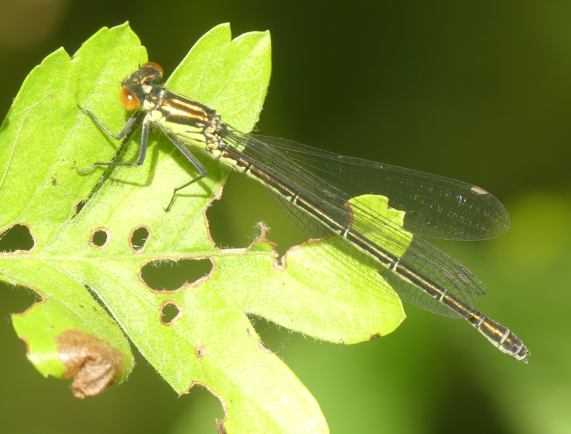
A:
81;61;529;362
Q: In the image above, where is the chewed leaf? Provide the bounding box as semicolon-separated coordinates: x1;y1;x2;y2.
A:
1;23;140;393
219;195;409;344
0;23;407;433
349;194;413;257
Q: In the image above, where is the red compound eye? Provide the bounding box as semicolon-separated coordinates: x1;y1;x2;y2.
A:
119;88;140;111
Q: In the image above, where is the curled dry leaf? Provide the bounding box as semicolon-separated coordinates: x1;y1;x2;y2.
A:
55;329;124;399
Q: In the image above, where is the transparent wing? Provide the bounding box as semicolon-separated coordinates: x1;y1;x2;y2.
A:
250;135;510;241
273;193;465;317
223;129;488;316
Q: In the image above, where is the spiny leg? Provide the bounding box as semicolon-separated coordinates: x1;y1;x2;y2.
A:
78;112;149;174
80;106;139;140
164;133;208;212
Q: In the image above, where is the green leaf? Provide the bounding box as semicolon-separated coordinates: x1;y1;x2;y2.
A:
0;23;406;433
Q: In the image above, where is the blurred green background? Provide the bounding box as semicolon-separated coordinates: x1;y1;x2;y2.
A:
1;0;570;433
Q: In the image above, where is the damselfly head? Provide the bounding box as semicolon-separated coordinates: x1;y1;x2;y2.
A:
119;62;165;111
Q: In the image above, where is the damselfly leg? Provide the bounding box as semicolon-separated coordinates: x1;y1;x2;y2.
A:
80;107;209;211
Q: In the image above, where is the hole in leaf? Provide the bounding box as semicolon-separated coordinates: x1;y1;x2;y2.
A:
90;229;108;247
184;384;226;431
141;258;213;291
0;282;42;317
0;224;34;252
206;172;306;256
130;226;150;251
74;199;87;217
160;301;181;325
